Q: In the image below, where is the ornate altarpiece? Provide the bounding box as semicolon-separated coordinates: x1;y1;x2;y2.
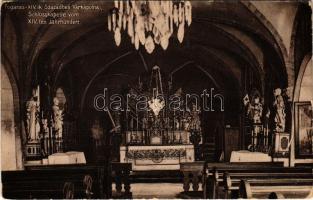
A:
117;66;199;170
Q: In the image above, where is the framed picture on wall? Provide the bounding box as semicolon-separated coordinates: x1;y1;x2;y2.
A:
294;101;313;159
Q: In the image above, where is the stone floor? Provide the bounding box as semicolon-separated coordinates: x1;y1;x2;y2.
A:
113;183;203;199
131;183;183;199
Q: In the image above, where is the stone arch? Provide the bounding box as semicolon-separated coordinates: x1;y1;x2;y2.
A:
1;60;23;170
289;5;300;78
240;1;291;85
290;53;313;166
293;54;312;102
80;51;134;114
289;3;312;82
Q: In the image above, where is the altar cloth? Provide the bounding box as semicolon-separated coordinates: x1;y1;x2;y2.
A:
47;151;86;165
120;145;194;171
230;150;272;163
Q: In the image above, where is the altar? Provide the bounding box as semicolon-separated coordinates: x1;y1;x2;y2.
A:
120;145;194;171
112;66;200;171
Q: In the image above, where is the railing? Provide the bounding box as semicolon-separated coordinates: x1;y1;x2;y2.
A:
111;162;132;199
180;161;205;193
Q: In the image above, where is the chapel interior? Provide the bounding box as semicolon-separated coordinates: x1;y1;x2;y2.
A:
1;1;313;199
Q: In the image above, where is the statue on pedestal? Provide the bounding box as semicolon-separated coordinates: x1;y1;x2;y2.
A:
182;112;190;131
243;90;263;151
273;88;286;132
41;118;49;156
244;91;263;124
190;104;201;131
26;88;40;141
52;97;63;139
91;119;103;147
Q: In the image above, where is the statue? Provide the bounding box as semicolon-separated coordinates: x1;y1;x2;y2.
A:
52;97;63;139
243;91;263;124
273;88;286;132
41;118;49;155
243;90;263;151
26;89;40;141
190;103;201;130
182;112;190;131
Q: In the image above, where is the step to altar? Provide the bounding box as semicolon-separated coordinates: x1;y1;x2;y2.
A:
119;183;183;199
130;170;182;183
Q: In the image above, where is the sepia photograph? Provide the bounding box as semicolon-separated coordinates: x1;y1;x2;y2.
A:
1;0;312;199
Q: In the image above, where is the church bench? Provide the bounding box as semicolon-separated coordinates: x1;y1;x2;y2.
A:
2;163;133;199
202;162;310;198
202;162;283;198
223;170;313;198
2;164;111;199
179;162;282;198
239;179;313;199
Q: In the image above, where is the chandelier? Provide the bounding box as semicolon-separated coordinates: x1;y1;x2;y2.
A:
107;1;192;54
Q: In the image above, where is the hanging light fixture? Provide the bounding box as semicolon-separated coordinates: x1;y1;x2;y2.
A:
107;0;192;54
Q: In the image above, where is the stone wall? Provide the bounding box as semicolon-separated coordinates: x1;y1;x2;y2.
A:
1;65;22;170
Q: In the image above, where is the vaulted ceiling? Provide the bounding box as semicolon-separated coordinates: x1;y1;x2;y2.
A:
2;1;303;124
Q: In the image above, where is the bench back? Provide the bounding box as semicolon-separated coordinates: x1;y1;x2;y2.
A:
2;165;110;199
202;163;312;199
239;179;313;199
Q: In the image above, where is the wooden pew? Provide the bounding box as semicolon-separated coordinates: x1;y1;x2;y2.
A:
202;162;313;199
223;167;313;198
202;162;284;198
2;164;111;199
239;179;313;199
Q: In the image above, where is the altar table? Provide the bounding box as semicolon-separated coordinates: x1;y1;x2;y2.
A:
230;150;272;162
120;145;195;171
